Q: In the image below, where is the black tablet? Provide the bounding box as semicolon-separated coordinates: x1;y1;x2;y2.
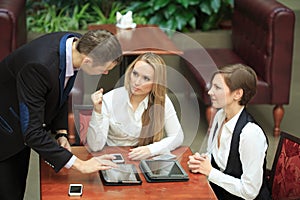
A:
140;160;189;182
99;164;142;186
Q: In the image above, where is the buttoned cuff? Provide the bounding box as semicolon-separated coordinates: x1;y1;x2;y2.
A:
64;155;77;169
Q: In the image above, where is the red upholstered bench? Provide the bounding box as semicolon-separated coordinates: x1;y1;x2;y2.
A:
0;0;27;61
183;0;295;136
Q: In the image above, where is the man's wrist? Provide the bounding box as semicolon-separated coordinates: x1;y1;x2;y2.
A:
55;133;69;140
71;157;84;172
65;155;77;169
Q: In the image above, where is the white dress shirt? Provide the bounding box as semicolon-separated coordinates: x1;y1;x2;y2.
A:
64;37;77;169
87;87;184;156
207;107;268;199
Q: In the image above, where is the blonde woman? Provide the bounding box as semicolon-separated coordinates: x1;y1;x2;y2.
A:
87;52;184;160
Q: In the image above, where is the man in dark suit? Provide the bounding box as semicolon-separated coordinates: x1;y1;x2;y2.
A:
0;30;122;199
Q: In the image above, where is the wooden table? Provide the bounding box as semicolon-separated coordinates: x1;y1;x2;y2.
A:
40;146;217;200
88;24;182;55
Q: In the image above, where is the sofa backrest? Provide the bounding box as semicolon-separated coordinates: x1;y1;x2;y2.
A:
232;0;295;103
0;0;27;61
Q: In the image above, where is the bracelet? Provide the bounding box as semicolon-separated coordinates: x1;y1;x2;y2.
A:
55;133;69;140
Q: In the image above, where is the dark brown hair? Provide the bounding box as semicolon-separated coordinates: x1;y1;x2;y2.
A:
212;63;257;105
76;29;122;65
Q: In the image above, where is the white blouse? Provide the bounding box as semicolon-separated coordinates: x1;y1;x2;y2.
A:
87;87;184;156
207;108;268;199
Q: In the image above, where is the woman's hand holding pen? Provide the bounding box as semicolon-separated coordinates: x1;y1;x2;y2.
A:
91;88;104;114
188;152;212;176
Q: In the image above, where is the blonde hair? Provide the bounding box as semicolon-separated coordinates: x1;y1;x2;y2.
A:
124;52;166;146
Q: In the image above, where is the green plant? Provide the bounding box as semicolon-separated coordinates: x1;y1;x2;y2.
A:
127;0;198;32
27;2;90;32
126;0;233;32
90;2;124;25
198;0;233;31
26;0;233;33
26;0;126;33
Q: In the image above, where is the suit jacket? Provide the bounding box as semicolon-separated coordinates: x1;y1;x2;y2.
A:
0;32;81;172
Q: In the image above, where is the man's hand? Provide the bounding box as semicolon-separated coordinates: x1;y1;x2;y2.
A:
57;136;72;152
71;154;118;174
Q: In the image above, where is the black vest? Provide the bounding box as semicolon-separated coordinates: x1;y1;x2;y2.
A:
210;109;271;200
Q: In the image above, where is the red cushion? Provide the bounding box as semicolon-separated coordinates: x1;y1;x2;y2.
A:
78;110;92;145
0;0;27;60
272;136;300;199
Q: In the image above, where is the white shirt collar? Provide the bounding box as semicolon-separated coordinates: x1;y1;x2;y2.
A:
126;93;149;111
140;95;149;109
222;106;245;134
65;37;75;78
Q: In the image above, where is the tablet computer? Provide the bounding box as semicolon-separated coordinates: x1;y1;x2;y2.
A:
140;160;189;182
99;164;142;186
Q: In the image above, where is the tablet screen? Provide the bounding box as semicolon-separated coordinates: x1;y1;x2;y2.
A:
100;164;142;185
145;160;184;176
103;164;136;182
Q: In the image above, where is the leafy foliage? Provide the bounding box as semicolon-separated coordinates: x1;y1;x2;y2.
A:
26;0;233;33
26;0;127;32
127;0;233;32
198;0;234;31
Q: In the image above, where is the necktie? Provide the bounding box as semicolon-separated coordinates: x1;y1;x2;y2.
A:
62;71;78;104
